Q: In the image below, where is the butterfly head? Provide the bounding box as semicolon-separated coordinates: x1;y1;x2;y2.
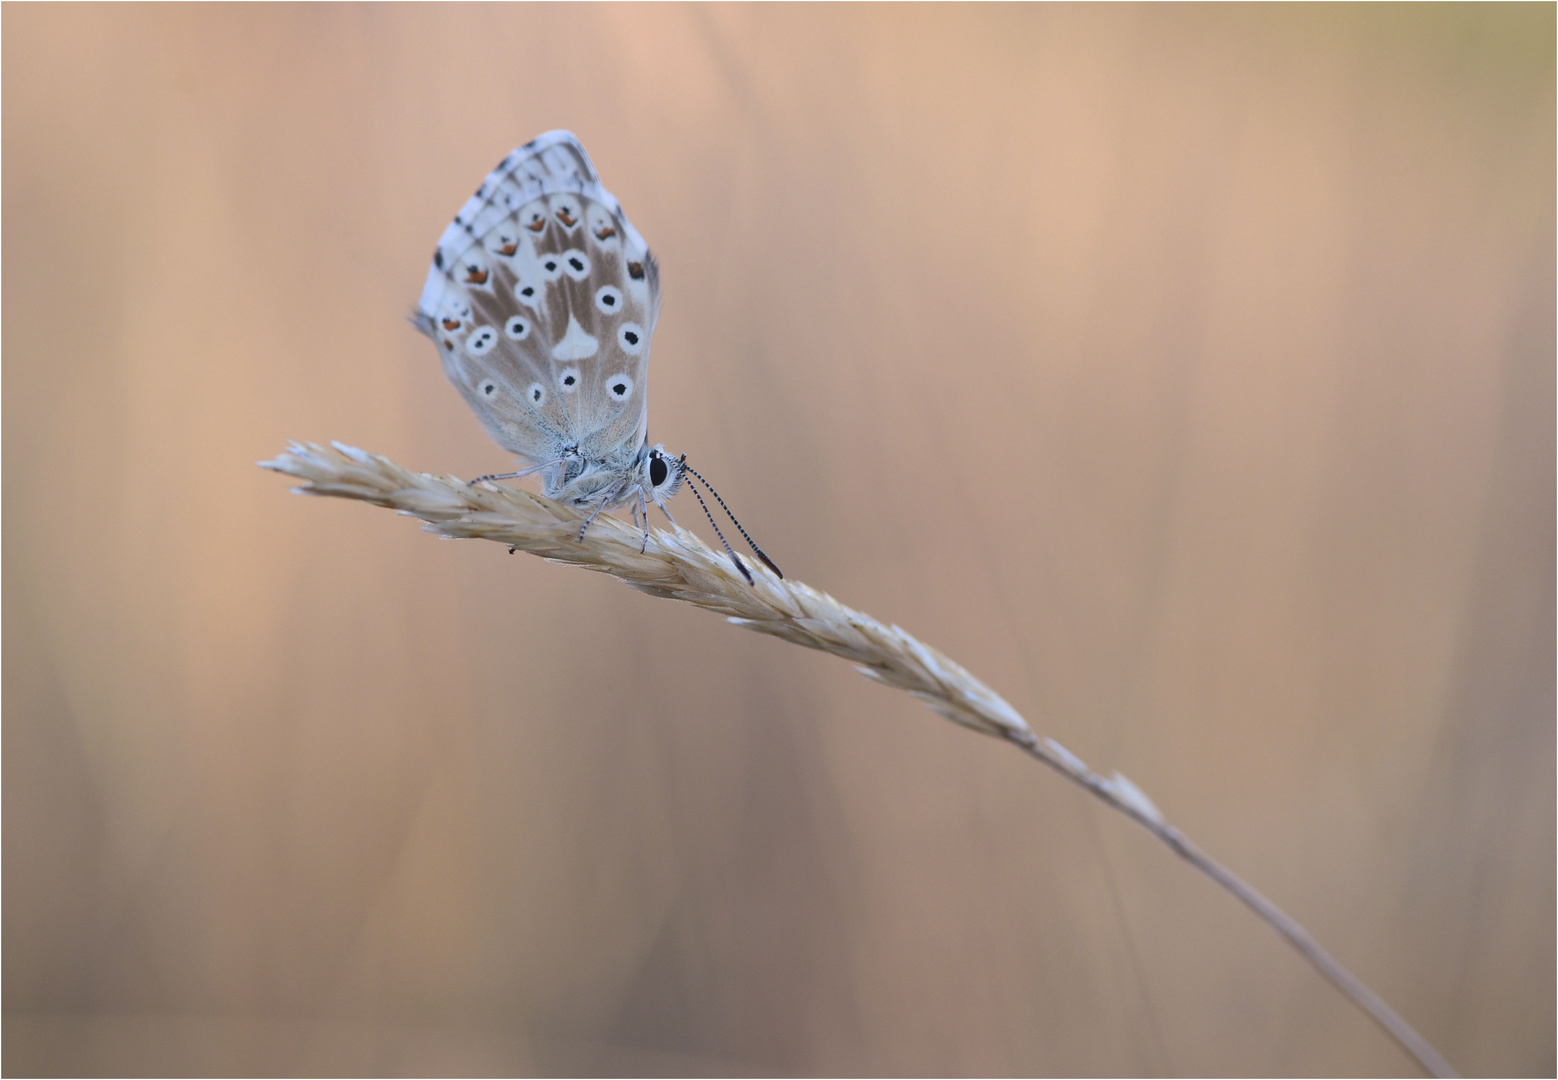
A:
644;445;685;505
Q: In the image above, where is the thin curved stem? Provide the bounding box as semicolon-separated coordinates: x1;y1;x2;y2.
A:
1005;730;1456;1078
261;442;1458;1078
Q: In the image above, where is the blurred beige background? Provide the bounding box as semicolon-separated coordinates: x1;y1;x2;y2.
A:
4;4;1552;1076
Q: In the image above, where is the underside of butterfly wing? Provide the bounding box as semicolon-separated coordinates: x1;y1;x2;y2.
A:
414;131;661;503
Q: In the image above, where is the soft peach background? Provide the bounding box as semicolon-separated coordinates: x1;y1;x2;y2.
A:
4;5;1552;1076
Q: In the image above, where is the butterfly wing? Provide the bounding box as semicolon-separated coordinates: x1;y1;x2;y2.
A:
415;132;660;476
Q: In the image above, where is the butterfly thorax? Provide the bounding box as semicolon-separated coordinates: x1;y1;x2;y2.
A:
544;440;684;513
544;441;642;506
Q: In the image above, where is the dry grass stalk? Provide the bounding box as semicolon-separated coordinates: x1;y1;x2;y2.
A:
261;440;1457;1079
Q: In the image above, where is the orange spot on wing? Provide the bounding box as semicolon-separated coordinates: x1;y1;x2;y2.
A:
556;209;577;227
441;318;461;331
464;267;489;285
527;219;545;232
498;243;517;256
627;261;645;280
594;225;617;240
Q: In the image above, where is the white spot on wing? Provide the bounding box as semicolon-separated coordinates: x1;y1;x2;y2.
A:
518;200;547;235
459;252;493;290
484;225;522;259
439;297;472;331
586;204;619;244
466;326;498;356
551;194;582;231
594;285;622;315
551;315;599;361
561;249;590;280
617;322;645;354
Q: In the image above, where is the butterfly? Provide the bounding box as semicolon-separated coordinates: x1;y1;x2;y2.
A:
413;131;778;583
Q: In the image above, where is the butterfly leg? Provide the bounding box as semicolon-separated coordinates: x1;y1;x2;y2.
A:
469;459;560;485
576;482;628;543
638;489;650;553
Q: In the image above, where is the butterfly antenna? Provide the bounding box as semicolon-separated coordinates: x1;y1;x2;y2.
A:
680;462;784;579
682;472;754;585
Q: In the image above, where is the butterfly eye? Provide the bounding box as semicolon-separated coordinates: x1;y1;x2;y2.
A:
465;326;498;356
649;453;669;488
537;255;563;282
561;249;590;281
557;368;581;393
504;316;530;340
594;286;622;314
617;323;644;355
526;383;546;406
605;374;633;401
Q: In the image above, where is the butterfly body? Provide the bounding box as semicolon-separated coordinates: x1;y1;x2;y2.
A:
414;131;684;517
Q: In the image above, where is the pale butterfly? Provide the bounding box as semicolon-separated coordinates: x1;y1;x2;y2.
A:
414;131;779;583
